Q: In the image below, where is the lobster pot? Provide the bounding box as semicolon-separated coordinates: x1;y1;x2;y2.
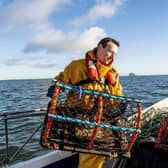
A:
40;82;142;157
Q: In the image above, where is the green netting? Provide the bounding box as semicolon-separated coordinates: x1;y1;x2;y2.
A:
138;107;168;143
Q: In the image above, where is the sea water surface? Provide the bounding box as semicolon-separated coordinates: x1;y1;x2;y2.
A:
0;75;168;165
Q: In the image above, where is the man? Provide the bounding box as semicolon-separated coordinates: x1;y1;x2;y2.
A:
55;37;122;96
54;37;126;168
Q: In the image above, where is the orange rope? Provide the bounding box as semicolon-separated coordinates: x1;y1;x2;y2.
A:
87;96;103;148
43;83;60;141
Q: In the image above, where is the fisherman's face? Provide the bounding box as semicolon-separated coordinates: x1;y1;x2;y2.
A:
97;41;118;65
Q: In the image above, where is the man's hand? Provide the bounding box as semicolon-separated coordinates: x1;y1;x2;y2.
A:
119;102;128;113
47;85;55;98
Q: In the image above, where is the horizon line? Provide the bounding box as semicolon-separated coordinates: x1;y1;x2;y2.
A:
1;74;168;81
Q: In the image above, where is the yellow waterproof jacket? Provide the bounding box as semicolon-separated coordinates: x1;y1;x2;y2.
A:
55;53;123;108
55;58;123;94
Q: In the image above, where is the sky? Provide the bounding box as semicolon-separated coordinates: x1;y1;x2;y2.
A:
0;0;168;80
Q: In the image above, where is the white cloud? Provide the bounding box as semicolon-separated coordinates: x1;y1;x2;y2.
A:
3;25;107;68
0;0;122;63
24;26;107;54
71;0;125;26
21;0;124;55
31;62;59;68
0;0;70;25
4;55;42;66
3;55;60;69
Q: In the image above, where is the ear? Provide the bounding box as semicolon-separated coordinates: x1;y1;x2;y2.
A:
98;44;103;50
97;44;103;58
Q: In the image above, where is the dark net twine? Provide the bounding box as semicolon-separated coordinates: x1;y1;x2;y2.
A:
137;107;168;152
40;81;142;157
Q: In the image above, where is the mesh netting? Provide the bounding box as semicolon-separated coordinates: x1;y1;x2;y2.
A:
138;107;168;140
137;107;168;152
40;81;142;157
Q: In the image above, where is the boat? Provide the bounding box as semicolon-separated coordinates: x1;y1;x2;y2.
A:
1;98;168;168
0;109;79;168
9;151;79;168
128;73;136;77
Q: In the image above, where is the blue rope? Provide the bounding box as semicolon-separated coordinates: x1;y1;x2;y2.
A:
48;114;141;133
52;79;142;103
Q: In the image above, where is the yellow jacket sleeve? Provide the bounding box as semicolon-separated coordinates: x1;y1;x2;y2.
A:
54;59;88;85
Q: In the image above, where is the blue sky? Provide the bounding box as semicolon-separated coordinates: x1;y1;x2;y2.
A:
0;0;168;80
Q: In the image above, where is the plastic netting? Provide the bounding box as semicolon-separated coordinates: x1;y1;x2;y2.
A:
138;107;168;140
137;107;168;152
40;81;142;157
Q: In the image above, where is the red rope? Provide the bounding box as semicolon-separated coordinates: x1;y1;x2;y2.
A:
157;117;168;144
125;103;142;152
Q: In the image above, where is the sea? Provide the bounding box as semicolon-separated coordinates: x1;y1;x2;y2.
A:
0;75;168;166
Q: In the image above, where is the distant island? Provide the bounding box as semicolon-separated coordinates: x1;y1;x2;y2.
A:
128;73;136;76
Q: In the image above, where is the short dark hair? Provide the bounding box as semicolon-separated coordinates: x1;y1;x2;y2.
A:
98;37;120;48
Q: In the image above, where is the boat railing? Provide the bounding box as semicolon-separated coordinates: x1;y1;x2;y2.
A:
0;108;47;167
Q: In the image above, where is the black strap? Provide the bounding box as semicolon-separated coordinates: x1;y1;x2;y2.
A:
77;77;110;86
76;78;98;85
